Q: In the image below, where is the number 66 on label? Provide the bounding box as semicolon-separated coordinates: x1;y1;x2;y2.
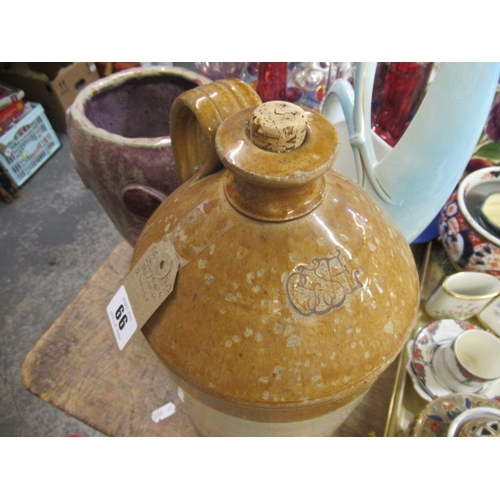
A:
107;285;138;350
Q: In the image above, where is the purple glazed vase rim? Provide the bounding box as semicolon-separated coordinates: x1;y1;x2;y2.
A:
458;166;500;247
67;65;211;147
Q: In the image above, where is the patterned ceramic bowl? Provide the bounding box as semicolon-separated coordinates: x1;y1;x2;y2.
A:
439;167;500;276
408;394;500;437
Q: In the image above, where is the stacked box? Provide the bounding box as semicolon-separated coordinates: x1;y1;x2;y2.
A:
0;63;100;132
0;102;60;188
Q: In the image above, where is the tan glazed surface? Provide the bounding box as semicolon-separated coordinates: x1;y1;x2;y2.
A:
131;82;420;428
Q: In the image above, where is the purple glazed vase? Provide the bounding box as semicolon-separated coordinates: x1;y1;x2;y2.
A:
67;66;211;245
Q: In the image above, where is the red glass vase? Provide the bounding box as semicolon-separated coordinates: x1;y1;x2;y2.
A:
372;62;433;146
256;62;288;102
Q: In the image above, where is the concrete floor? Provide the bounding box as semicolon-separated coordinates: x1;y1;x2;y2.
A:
0;133;123;436
0;63;206;437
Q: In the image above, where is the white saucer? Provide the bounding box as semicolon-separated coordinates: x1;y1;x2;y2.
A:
407;319;500;400
478;295;500;337
405;352;432;402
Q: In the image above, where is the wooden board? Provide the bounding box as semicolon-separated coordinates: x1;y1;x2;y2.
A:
21;240;398;437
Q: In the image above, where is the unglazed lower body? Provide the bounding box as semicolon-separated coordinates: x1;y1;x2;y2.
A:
182;389;366;437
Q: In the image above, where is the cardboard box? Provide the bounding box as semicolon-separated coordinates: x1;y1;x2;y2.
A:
0;102;61;194
0;63;99;132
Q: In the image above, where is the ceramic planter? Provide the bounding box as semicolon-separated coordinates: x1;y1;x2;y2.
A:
67;66;211;245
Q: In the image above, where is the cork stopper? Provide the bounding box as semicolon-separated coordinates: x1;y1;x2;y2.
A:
249;101;307;153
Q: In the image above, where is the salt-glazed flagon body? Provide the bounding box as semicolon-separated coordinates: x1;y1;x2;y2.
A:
131;82;420;436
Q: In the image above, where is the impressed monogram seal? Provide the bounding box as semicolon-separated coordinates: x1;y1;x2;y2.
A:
285;249;363;316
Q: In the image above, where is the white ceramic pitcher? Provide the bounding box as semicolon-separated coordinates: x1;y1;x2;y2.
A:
321;62;500;242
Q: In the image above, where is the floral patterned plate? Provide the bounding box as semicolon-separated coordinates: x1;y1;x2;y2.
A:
407;319;500;401
408;393;500;437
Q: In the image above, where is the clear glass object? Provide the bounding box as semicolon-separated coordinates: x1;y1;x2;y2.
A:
194;62;246;81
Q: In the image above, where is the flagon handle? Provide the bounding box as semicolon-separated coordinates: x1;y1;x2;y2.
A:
170;78;262;184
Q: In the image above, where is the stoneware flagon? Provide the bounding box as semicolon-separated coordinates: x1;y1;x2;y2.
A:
131;80;420;436
66;66;212;245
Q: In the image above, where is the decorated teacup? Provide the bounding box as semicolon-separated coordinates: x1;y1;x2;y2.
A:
432;328;500;392
425;271;500;320
439;167;500;276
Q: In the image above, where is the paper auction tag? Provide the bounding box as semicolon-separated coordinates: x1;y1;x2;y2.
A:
107;240;180;350
107;285;138;350
152;402;176;423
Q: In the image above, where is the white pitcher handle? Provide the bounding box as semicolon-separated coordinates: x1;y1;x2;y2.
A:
354;62;377;179
323;63;393;203
353;62;393;203
322;77;364;186
322;77;355;134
